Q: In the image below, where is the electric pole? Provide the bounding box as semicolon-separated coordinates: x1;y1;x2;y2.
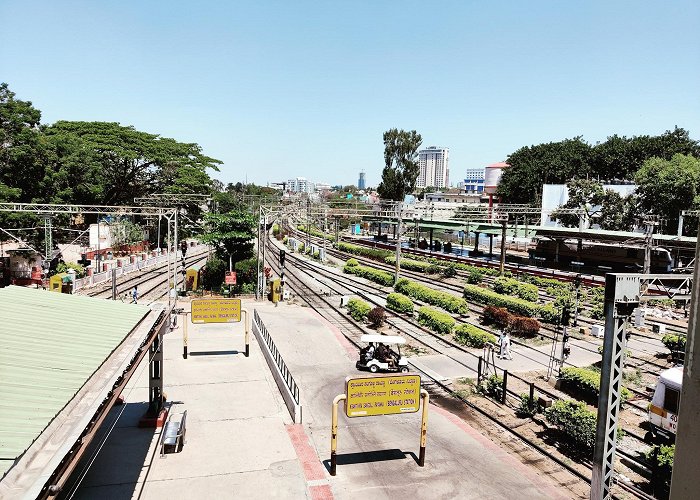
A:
643;215;659;274
497;212;508;276
395;202;402;285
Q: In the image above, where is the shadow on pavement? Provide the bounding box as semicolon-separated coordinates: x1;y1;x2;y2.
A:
189;350;241;356
322;448;418;472
59;402;160;500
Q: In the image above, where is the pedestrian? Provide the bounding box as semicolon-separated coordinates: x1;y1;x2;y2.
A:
131;285;138;304
500;332;513;360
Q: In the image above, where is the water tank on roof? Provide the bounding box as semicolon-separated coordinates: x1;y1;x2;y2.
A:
484;162;509;195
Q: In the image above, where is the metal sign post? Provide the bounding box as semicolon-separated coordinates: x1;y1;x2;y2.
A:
189;298;249;357
330;374;428;476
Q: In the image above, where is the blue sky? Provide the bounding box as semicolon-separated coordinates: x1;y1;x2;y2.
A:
2;1;699;188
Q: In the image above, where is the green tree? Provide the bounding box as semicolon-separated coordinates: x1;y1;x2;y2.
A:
200;210;256;271
43;121;221;205
498;137;593;204
551;179;605;228
377;128;422;201
598;190;637;231
635;154;700;234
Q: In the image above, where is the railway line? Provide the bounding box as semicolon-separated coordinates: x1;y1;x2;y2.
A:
265;234;657;499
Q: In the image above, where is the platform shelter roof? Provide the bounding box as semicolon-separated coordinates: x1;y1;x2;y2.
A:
0;286;150;479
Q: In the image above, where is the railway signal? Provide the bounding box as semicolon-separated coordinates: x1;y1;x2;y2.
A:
279;249;286;266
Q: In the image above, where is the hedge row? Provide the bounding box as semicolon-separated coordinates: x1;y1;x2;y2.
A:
492;277;539;302
384;256;432;272
482;306;541;337
337;241;393;261
454;323;497;348
520;274;572;295
343;262;394;287
463;284;560;323
417;306;455;334
396;278;469;314
559;367;630;404
544;400;598;452
347;298;371;321
386;293;414;314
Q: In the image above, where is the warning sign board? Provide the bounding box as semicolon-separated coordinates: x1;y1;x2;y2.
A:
345;374;421;418
191;298;241;323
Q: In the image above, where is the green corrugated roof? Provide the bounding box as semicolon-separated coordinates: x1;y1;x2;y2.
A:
0;286;149;475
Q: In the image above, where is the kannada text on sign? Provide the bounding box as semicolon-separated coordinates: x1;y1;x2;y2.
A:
345;374;421;417
191;299;242;323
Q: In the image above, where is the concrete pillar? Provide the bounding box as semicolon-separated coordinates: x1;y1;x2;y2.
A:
669;235;700;499
474;232;480;253
555;239;560;263
488;234;493;257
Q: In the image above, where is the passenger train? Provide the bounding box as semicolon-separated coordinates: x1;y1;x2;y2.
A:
528;239;673;273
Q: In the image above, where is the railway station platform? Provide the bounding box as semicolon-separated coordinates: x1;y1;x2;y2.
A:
66;299;571;499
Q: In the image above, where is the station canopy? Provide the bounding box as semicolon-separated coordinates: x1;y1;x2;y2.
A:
0;286;150;483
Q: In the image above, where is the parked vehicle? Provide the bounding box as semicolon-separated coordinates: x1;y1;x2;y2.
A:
356;334;409;373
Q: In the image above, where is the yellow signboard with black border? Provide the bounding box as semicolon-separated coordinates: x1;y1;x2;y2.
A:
345;374;421;417
191;298;241;323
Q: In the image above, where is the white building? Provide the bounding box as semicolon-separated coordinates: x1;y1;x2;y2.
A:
315;182;331;192
286;177;315;193
463;168;485;193
540;183;637;227
417;147;449;189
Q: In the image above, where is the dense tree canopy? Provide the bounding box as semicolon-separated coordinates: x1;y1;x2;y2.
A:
377;128;422;201
551;178;636;231
635;154;700;234
200;210;256;271
498;128;700;204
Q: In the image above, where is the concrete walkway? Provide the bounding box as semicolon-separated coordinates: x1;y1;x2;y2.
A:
65;298;571;499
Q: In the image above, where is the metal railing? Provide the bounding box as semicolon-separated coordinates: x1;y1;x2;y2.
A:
254;310;300;404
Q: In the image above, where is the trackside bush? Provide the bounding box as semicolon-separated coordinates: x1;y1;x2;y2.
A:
343;262;394;287
520;274;572;295
386;293;414;314
646;444;674;493
464;284;537;316
482;306;513;329
517;394;541;417
345;258;359;267
347;298;371;321
492;277;539;302
559;367;630;404
417;306;455;334
466;269;484;284
384;256;432;272
454;323;497;348
396;278;469;314
545;400;597;452
509;316;541;337
337;241;393;261
662;334;686;352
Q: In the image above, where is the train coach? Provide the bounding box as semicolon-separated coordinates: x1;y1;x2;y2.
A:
528;239;673;273
648;366;682;441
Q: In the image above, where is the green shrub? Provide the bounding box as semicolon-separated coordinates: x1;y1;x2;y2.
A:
426;263;442;274
545;400;598;452
337;241;393;261
347;298;371;321
559;367;630;404
298;243;305;254
517;394;541;417
464;284;536;316
645;444;674;491
521;274;572;295
441;264;457;278
538;304;561;324
56;261;86;278
297;224;334;241
396;278;469;314
345;258;359;267
662;334;686;352
384;256;432;272
588;287;605;320
417;306;456;334
343;263;394;287
386;293;414;314
466;269;484;284
454;323;497;348
483;374;503;399
492;277;539;302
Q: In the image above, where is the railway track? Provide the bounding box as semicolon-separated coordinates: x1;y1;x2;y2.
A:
266;235;656;498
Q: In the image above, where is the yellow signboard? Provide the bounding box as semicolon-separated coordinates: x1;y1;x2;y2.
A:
345;374;421;418
191;298;242;323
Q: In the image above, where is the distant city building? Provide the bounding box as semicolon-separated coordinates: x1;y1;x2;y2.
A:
463;168;485;193
417;147;449;189
315;182;331;192
286;177;315;193
358;171;366;190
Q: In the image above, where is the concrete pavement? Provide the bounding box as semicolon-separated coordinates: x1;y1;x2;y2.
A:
63;298;572;499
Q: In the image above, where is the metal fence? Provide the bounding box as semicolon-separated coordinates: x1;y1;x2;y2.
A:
254;309;300;405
